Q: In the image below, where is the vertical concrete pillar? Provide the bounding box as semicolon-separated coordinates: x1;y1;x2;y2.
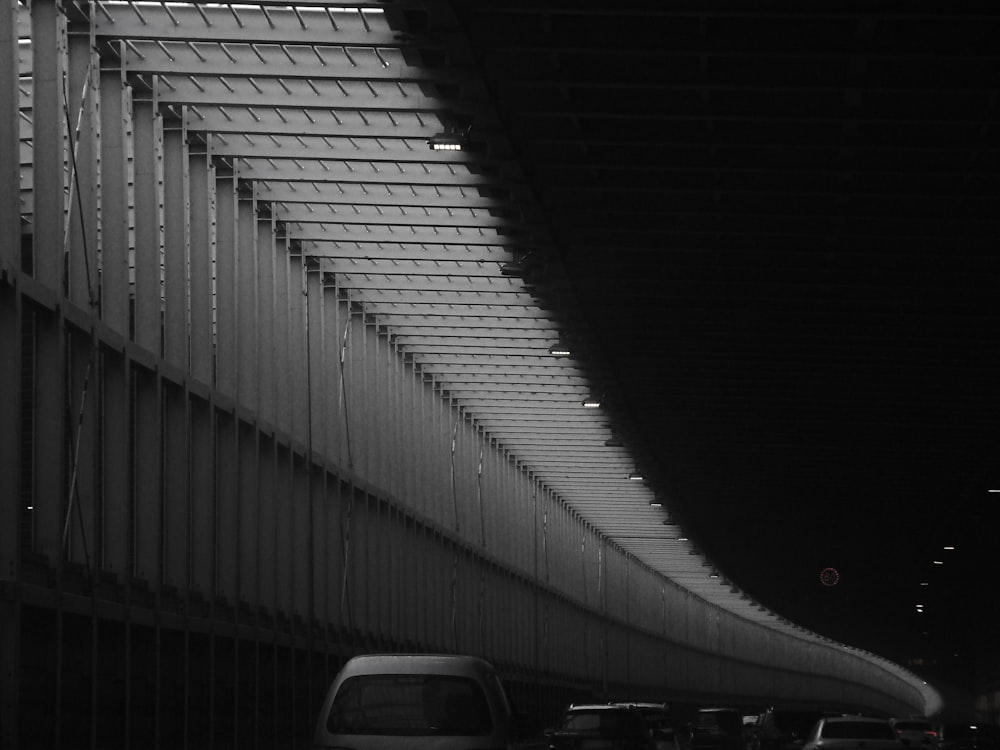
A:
30;0;65;289
256;211;275;429
272;231;290;436
214;164;238;398
162;112;190;370
187;145;214;387
66;11;97;310
1;1;21;268
0;4;20;745
98;61;130;337
132;85;163;354
236;188;257;411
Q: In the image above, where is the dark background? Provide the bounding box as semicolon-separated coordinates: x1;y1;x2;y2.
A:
441;0;1000;701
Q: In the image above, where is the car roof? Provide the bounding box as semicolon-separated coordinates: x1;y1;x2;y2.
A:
570;703;630;710
337;653;498;679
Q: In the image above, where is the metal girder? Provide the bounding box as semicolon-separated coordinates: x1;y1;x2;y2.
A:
394;327;556;339
157;74;441;112
341;288;537;306
331;274;518;293
96;3;403;47
208;134;467;163
111;40;460;83
262;183;501;209
273;204;507;228
359;304;551;320
430;373;589;385
385;315;555;330
183;104;442;138
241;160;485;188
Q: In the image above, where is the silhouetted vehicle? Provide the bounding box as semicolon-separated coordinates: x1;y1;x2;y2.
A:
546;703;658;750
802;716;904;750
751;709;830;750
890;718;936;746
313;653;535;749
616;702;681;750
934;723;1000;750
686;708;745;750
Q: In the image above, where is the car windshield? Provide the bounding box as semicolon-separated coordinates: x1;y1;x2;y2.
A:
822;721;895;740
326;674;492;736
563;710;635;733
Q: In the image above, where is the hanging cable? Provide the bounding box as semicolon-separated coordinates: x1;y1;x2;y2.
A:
61;57;98;309
59;43;98;576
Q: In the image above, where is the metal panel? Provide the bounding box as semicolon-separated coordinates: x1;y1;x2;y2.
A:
162;116;190;369
187;149;213;386
162;380;189;592
29;0;65;289
236;195;257;411
98;66;131;336
214;168;238;397
132;95;164;354
132;363;161;584
256;213;275;428
0;1;18;266
66;20;99;310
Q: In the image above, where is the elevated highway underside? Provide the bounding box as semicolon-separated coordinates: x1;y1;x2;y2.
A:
5;1;990;747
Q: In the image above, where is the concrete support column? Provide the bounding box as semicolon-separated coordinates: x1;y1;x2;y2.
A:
132;86;163;353
214;164;237;398
236;188;257;411
162;112;190;371
66;10;97;310
187;146;213;387
0;7;20;747
98;61;130;337
0;1;19;267
30;0;65;289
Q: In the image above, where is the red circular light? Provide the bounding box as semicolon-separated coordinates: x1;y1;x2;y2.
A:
819;567;840;586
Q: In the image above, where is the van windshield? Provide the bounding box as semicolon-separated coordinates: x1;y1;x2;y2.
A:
326;674;493;736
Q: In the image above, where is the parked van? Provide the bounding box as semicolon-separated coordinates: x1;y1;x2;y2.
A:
313;653;531;749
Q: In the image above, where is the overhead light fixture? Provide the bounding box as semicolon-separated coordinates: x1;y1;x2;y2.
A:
427;132;466;151
649;500;662;507
548;344;571;357
582;397;601;408
933;560;944;565
628;473;644;481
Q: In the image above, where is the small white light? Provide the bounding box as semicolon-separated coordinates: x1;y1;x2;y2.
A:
943;545;955;550
548;346;571;357
649;500;662;507
582;398;601;408
677;537;688;542
628;473;644;481
933;560;944;565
